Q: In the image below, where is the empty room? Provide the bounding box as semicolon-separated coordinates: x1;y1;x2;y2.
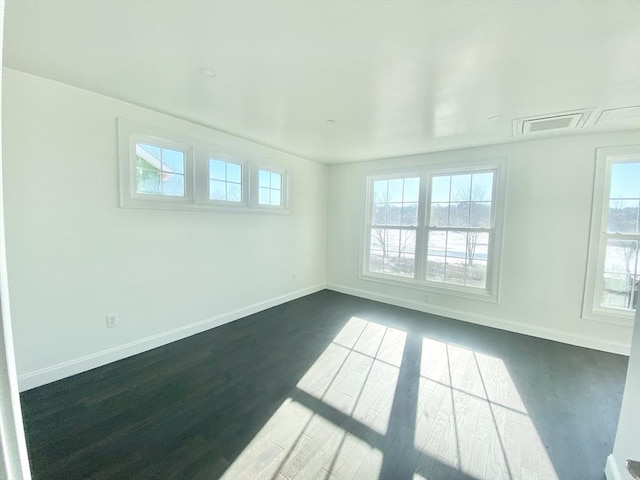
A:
1;1;639;480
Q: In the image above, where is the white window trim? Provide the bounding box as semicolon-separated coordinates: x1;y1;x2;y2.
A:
360;158;508;303
118;118;292;215
583;145;640;326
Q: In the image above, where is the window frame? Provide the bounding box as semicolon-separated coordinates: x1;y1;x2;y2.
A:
360;158;507;303
118;119;292;215
583;145;640;326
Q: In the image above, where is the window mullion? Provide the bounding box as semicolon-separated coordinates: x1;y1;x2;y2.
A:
414;172;429;281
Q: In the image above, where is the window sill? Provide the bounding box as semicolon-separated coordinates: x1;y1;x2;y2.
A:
582;308;635;327
359;271;499;304
120;197;292;215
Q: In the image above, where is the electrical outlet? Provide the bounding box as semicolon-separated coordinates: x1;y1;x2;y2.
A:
423;294;429;303
292;272;296;280
106;314;119;329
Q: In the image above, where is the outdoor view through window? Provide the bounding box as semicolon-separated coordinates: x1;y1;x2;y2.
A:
602;161;640;311
368;169;496;292
135;143;185;197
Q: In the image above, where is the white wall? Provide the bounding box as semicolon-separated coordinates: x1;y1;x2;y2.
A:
2;69;327;390
607;307;640;480
326;131;639;354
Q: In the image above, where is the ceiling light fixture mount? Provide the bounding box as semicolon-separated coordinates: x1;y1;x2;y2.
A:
326;119;337;125
199;67;216;78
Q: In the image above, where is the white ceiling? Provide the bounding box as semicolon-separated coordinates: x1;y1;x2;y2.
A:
4;0;640;164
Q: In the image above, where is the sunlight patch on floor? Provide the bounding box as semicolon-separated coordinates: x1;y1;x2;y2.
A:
221;316;559;480
297;316;406;435
414;339;559;480
220;396;383;480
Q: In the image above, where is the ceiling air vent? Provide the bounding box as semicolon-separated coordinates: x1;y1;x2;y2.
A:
513;109;593;137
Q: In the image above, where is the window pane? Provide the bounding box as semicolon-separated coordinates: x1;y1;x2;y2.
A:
431;176;450;203
444;256;466;285
446;231;468;263
401;203;418;226
449;202;470;227
471;172;493;201
373;180;388;203
403;178;420;203
388;179;403;202
400;229;416;255
259;187;270;204
259;170;270;188
426;256;446;282
451;174;471;202
370;228;387;252
161;148;184;174
608;200;639;234
387;229;400;253
469;232;490;262
427;231;447;257
610;162;640;199
210;180;226;200
226;163;241;183
368;228;416;278
270;189;281;206
136;168;161;194
602;239;638;310
602;274;634;309
372;204;387;225
161;173;184;197
604;239;638;274
270;172;282;190
386;204;402;226
430;203;449;227
138;143;161;160
210;159;226;181
470;201;492;227
227;183;242;202
466;260;487;288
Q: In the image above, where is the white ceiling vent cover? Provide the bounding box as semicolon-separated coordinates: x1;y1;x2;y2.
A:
513;109;593;137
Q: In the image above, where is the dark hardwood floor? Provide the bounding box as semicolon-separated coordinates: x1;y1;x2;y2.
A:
20;291;627;479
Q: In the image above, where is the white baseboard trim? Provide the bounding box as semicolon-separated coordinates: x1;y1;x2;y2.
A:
606;454;624;480
326;283;631;356
18;284;325;391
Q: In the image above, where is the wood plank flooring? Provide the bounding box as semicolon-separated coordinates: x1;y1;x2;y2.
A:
20;291;627;479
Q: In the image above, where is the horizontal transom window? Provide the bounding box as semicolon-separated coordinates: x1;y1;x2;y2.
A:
118;119;291;214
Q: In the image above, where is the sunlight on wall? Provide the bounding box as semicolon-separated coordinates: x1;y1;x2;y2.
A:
220;316;558;480
415;338;558;480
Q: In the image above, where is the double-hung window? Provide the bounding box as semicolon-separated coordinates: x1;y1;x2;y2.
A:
584;145;640;324
364;160;506;301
